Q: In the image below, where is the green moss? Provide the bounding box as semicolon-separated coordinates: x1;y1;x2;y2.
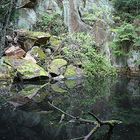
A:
27;31;51;39
50;36;61;46
5;58;49;79
64;65;77;78
30;47;46;60
49;59;67;75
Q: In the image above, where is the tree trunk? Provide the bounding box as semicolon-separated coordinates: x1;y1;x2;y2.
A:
0;0;15;58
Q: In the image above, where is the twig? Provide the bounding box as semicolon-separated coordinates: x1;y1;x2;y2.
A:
48;101;122;140
88;112;102;123
84;123;100;140
48;101;76;119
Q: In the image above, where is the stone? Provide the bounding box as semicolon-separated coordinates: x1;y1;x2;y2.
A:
53;75;65;81
0;58;14;79
27;46;46;62
49;58;67;75
15;30;51;51
50;36;61;47
23;53;37;63
64;65;76;78
5;45;26;59
4;57;49;79
64;64;83;78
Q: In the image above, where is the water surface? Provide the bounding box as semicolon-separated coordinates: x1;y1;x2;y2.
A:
0;76;140;140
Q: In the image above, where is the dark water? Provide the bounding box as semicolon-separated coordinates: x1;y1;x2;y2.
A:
0;76;140;140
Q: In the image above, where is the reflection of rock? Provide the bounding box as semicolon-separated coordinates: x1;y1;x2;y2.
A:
65;80;77;89
127;79;140;97
127;50;140;75
53;75;65;81
49;58;67;76
4;57;49;80
51;82;67;93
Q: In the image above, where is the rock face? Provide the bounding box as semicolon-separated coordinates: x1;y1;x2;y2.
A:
127;50;140;74
4;57;49;79
16;0;62;29
112;50;140;76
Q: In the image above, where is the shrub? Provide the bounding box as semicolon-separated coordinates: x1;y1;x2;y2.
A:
110;22;140;56
34;13;68;35
63;32;116;77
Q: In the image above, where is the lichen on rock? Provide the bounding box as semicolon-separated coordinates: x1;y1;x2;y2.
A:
4;57;49;79
49;58;67;75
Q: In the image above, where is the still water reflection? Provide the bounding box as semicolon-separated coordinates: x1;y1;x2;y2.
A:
0;76;140;140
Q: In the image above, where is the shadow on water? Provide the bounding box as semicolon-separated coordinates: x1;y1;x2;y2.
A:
0;76;140;140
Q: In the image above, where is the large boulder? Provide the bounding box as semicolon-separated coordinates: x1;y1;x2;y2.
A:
15;30;51;51
64;64;83;79
4;57;49;80
26;46;46;63
48;58;67;76
5;45;26;59
0;58;14;79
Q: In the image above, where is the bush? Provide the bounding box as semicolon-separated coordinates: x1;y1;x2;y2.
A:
112;0;140;22
63;32;116;77
34;13;68;35
113;0;140;15
110;22;140;56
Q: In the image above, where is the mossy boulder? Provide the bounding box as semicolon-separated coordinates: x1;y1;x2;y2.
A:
50;36;61;47
4;57;49;79
15;30;51;51
0;58;14;79
27;46;46;62
64;65;83;78
64;65;77;78
49;58;67;75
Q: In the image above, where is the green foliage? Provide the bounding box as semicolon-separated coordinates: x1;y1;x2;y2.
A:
34;13;68;35
113;0;140;15
0;0;10;21
63;33;116;77
112;0;140;22
82;2;113;25
110;23;140;56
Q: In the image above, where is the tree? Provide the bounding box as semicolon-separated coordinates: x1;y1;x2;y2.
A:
0;0;15;58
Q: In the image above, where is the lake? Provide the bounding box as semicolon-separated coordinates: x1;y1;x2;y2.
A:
0;76;140;140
